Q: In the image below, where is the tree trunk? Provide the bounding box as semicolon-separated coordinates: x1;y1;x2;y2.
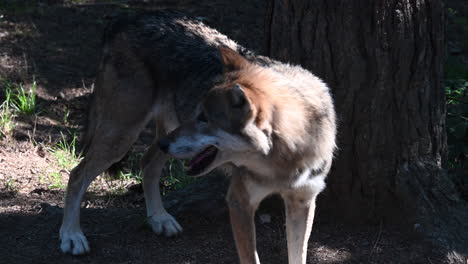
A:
266;0;467;257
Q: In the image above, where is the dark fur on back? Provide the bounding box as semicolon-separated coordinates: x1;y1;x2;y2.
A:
101;10;273;119
81;10;273;156
80;10;274;166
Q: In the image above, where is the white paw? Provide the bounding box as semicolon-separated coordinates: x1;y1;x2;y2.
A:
148;213;183;237
59;228;90;255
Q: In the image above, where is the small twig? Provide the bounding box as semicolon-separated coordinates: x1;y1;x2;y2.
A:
447;113;468;121
81;78;87;90
369;221;383;259
31;115;38;144
22;52;29;75
88;232;118;237
70;1;130;7
447;96;468;104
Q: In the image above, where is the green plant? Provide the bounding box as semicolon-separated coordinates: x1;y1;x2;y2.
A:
445;79;468;168
47;172;66;189
444;78;467;201
1;80;13;107
4;178;18;193
109;170;142;195
107;154;195;195
39;171;65;189
161;158;195;195
0;82;15;137
62;107;71;125
110;151;143;182
117;170;142;183
42;132;81;189
50;132;81;172
0;104;15;137
8;81;38;115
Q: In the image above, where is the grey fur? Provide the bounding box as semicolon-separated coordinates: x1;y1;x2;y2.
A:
100;10;271;122
60;11;336;264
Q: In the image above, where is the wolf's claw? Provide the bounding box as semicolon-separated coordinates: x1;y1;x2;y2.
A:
60;229;90;255
148;213;183;237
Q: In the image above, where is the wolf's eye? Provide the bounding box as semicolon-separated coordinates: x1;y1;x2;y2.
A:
197;112;207;122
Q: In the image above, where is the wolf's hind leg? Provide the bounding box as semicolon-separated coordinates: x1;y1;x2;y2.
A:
60;57;155;255
60;123;146;255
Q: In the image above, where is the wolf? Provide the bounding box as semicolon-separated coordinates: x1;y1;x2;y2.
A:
59;10;336;264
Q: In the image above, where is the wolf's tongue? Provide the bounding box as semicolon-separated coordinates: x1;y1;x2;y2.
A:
188;146;217;167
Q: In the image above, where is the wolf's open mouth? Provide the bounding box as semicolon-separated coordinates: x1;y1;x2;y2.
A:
184;146;218;176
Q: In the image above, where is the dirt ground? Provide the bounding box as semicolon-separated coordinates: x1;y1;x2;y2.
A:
0;1;452;263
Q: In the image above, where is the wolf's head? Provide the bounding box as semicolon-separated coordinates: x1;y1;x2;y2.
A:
158;47;274;176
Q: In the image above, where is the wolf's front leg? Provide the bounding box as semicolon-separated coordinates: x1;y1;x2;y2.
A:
142;145;182;236
283;186;320;264
227;174;272;264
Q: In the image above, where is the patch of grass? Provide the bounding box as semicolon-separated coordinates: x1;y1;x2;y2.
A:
110;152;195;195
161;158;195;195
6;81;38;116
0;101;15;138
3;178;18;194
107;170;141;195
117;170;142;182
445;79;467;168
1;79;14;137
110;151;143;182
1;79;41;137
40;171;65;189
99;151;143;195
41;132;81;189
2;79;39;115
50;132;81;172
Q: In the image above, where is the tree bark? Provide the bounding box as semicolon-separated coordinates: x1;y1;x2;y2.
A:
266;0;467;257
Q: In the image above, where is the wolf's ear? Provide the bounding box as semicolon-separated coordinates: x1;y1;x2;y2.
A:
219;46;250;72
229;84;249;109
228;84;253;132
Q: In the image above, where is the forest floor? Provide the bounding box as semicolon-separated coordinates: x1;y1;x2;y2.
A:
0;1;464;263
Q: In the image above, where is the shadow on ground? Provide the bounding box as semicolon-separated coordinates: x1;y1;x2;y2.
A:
0;185;445;264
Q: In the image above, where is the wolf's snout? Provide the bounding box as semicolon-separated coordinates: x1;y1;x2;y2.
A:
158;138;170;153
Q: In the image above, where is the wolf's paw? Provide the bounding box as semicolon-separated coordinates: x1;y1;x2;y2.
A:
59;228;90;255
148;213;183;237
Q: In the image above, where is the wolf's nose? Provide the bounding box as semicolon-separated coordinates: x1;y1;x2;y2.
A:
158;138;170;153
